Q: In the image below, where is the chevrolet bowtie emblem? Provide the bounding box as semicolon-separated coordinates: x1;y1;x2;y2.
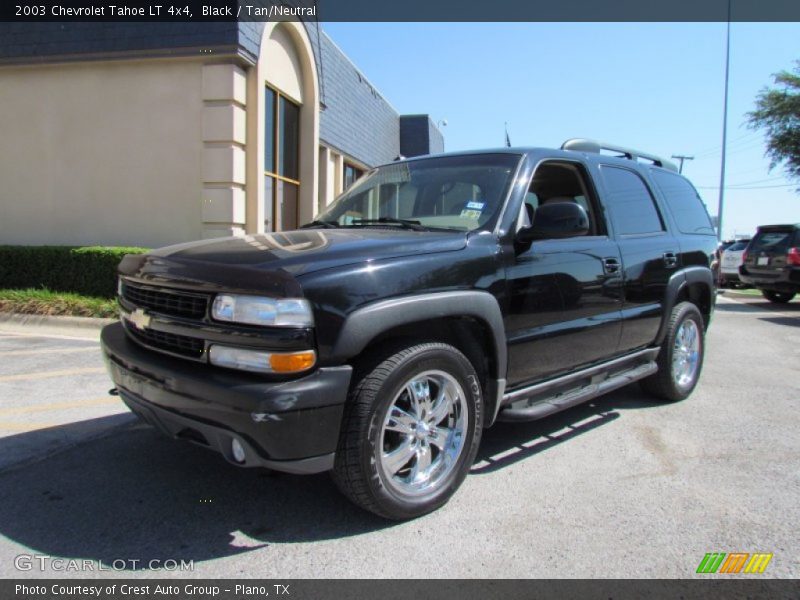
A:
128;308;152;330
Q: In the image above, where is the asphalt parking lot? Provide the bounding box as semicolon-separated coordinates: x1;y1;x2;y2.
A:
0;293;797;579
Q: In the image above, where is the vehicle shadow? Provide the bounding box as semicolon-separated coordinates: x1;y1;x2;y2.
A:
473;383;658;475
0;418;390;571
718;295;800;313
759;316;800;328
0;383;660;571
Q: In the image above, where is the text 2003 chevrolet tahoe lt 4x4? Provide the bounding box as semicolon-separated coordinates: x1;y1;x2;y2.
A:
102;139;717;519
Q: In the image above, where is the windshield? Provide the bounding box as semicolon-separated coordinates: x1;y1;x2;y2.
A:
314;153;521;232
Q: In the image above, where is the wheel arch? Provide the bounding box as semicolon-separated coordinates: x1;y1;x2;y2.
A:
331;291;507;426
655;267;714;345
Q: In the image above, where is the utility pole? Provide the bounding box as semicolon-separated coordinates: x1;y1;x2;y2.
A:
717;0;732;241
671;154;694;174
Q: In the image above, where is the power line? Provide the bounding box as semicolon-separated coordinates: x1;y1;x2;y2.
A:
693;175;787;187
691;130;759;158
697;182;796;190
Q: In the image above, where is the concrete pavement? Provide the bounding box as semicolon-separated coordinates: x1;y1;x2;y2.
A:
0;295;797;578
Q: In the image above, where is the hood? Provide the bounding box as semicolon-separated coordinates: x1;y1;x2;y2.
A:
119;229;467;296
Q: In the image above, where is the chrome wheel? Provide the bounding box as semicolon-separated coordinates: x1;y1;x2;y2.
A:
672;319;700;388
378;370;468;497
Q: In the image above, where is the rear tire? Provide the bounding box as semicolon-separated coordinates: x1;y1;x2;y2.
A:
332;342;483;520
762;290;795;303
641;302;705;402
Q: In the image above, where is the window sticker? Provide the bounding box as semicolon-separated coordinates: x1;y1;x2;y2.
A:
460;209;482;220
466;201;485;210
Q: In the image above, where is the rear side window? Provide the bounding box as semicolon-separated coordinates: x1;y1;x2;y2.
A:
651;170;715;235
599;166;664;235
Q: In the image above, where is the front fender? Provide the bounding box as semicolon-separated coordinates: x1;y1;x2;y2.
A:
331;291;507;379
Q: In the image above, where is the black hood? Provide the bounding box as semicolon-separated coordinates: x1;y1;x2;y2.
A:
119;229;467;296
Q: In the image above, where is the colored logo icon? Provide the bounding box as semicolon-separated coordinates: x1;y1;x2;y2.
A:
696;552;773;574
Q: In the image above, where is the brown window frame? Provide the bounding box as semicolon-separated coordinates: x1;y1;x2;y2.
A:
264;84;301;231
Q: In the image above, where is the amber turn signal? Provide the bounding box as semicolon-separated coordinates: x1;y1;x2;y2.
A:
269;351;316;373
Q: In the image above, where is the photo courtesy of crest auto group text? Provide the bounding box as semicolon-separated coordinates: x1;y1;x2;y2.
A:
0;1;799;598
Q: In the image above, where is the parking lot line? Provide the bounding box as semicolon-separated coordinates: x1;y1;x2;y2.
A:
0;397;117;417
0;347;100;357
0;367;106;383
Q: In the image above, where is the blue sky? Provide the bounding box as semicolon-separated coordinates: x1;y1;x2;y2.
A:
324;22;800;239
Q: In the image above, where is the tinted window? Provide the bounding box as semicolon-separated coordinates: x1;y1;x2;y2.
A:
651;170;714;235
279;96;300;181
600;166;664;235
751;230;795;253
264;88;276;173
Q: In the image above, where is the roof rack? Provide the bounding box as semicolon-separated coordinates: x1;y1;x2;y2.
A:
561;138;679;172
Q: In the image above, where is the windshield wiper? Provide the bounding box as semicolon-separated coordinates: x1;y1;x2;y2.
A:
301;219;340;229
351;217;427;231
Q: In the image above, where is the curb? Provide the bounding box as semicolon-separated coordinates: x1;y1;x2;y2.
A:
0;312;116;336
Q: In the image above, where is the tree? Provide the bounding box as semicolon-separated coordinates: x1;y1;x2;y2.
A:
747;61;800;189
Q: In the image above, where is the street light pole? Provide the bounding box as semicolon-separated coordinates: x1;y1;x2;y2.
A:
717;0;732;240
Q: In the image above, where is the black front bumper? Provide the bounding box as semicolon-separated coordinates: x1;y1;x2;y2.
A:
101;322;351;474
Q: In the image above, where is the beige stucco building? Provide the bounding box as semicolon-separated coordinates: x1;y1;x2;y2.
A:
0;22;443;248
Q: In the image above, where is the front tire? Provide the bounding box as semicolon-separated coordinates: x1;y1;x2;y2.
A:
641;302;705;402
762;290;795;303
332;342;483;520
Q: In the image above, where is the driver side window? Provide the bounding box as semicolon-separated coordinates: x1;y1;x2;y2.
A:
518;161;602;236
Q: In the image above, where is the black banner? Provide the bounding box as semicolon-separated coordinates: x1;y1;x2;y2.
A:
2;0;800;22
5;580;800;600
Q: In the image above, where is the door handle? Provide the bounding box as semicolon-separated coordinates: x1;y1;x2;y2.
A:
663;252;678;268
602;257;620;275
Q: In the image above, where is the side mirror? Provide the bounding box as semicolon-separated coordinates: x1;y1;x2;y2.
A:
517;202;590;243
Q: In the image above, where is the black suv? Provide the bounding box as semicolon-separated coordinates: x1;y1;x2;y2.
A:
101;139;717;519
739;224;800;303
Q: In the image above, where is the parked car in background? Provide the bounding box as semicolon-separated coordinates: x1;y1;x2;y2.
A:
719;239;751;288
739;224;800;303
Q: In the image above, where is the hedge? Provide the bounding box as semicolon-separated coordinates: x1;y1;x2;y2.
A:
0;246;149;298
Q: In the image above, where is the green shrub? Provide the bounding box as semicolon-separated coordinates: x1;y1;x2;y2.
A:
0;246;148;298
0;288;118;318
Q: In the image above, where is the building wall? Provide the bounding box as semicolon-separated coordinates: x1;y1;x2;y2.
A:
0;22;443;247
0;59;205;247
311;29;401;169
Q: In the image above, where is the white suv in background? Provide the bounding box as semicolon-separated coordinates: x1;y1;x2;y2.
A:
720;239;751;288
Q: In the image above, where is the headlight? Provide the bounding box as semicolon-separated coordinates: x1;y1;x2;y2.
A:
209;345;316;374
211;294;313;327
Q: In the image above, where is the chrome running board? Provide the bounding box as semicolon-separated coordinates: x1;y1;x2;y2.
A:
497;348;659;422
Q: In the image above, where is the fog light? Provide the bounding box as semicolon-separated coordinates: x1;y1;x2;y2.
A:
231;439;246;464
